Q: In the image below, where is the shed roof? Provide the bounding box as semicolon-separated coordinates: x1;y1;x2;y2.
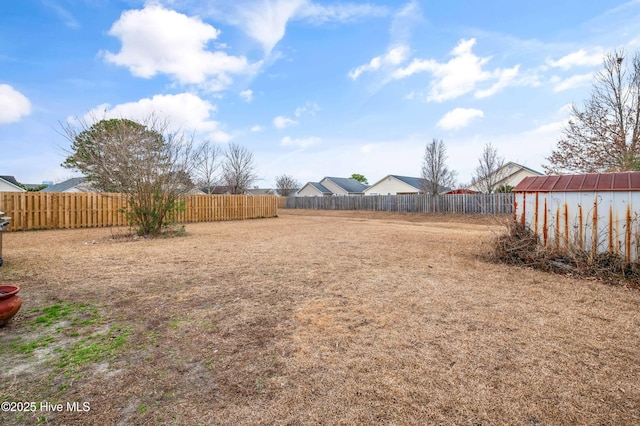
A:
514;172;640;192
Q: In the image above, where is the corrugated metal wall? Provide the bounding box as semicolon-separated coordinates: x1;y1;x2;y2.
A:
514;191;640;263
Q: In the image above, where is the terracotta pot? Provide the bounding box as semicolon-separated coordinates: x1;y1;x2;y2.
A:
0;285;22;327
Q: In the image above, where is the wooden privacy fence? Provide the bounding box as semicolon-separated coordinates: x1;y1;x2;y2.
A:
286;193;514;215
0;192;279;231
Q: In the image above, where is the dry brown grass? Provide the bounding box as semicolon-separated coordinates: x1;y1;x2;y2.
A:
1;209;640;425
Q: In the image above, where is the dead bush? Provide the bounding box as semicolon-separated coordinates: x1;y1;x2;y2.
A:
488;220;640;288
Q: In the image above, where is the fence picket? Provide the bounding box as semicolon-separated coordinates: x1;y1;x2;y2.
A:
0;193;279;231
285;193;513;215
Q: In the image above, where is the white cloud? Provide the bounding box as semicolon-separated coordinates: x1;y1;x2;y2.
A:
349;45;410;79
78;92;231;142
273;115;298;129
475;65;520;98
390;1;421;43
250;125;264;132
43;1;80;29
348;2;417;80
392;38;522;102
294;101;320;117
547;49;604;70
551;72;594;92
240;89;253;102
296;2;388;24
529;120;566;134
0;84;31;124
360;144;375;154
281;135;321;148
103;4;258;90
436;108;484;131
234;0;306;54
220;0;388;55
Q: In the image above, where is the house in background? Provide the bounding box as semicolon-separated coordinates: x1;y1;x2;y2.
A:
246;188;276;195
467;162;543;193
364;175;450;195
40;177;96;193
297;182;333;197
297;177;368;196
0;176;26;192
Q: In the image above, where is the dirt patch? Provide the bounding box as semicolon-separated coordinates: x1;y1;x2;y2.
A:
1;209;639;424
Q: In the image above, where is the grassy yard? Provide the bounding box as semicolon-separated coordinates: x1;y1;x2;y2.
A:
1;209;639;425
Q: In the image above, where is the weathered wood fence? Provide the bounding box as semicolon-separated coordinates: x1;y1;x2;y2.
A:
0;192;279;231
286;193;514;215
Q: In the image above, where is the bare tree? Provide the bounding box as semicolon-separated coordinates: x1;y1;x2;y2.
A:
420;138;457;194
61;115;197;235
473;142;505;193
221;142;257;194
545;50;640;173
274;174;300;196
194;140;222;194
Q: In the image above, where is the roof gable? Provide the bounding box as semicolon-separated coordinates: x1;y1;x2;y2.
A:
298;182;332;195
499;162;543;179
0;175;25;191
0;175;21;187
309;182;332;193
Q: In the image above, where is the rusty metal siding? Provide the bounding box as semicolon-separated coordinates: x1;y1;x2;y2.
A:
515;189;640;262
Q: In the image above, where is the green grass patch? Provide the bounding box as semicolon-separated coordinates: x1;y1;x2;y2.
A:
31;302;100;328
0;301;130;379
55;326;131;371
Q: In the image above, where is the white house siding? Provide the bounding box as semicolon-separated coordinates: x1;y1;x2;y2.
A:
319;178;348;195
364;177;418;195
0;180;25;192
501;169;538;188
468;163;542;192
297;184;324;197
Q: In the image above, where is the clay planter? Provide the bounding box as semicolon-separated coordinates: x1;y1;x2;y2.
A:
0;285;22;327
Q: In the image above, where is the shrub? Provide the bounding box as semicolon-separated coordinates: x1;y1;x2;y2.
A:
488;220;640;287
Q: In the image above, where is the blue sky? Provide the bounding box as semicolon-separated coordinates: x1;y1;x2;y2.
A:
2;0;640;188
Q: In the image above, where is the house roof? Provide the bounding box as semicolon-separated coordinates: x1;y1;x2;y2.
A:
41;177;88;192
246;188;275;195
514;172;640;192
0;175;24;191
392;175;424;189
367;175;451;193
0;175;21;187
393;175;451;192
322;177;368;193
307;182;332;194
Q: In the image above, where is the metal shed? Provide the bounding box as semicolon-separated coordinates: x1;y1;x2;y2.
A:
513;172;640;263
